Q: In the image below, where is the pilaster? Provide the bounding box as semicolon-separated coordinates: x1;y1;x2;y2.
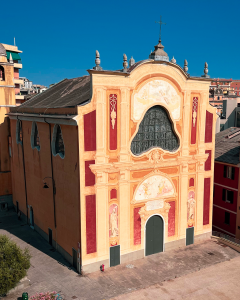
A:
95;87;108;164
179;163;189;239
119;169;131;253
198;92;207;155
182;91;191;156
119;88;130;162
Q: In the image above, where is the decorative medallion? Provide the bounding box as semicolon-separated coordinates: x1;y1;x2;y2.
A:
148;149;162;164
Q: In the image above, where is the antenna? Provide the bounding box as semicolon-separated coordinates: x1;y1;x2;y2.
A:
14;37;16;46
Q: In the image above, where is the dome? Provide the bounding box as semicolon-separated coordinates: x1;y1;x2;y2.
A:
0;43;6;56
149;40;169;62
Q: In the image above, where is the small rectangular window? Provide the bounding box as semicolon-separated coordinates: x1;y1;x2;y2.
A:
224;212;230;225
227;166;232;179
226;190;234;204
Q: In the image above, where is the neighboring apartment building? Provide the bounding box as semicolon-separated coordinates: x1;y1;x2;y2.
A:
1;43;23;105
231;80;240;96
209;78;238;114
213;127;240;239
218;98;240;131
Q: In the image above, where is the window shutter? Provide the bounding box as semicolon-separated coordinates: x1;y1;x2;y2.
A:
222;189;225;201
232;167;235;180
223;165;227;178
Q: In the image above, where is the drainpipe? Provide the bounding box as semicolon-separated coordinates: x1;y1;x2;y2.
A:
44;118;57;251
17;116;28;224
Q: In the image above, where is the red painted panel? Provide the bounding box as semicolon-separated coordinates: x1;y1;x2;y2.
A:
213;184;238;212
191;97;198;144
212;206;236;236
86;195;96;254
85;160;95;187
189;178;194;187
168;201;175;237
109;94;117;150
110;189;117;199
205;111;213;143
205;150;212;171
203;178;211;225
134;207;141;245
84;111;96;151
214;163;238;189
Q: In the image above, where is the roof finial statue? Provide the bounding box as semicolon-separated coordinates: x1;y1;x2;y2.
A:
123;54;128;72
171;56;176;64
201;62;210;78
129;56;135;67
184;59;188;72
93;50;102;71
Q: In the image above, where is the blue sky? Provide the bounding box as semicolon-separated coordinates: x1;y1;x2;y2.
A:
2;0;240;86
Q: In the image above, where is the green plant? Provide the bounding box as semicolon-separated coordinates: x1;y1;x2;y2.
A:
0;234;31;295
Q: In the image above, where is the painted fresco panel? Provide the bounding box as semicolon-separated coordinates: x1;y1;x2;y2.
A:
187;191;196;227
109;94;117;150
205;150;212;171
85;160;95;186
133;80;181;121
135;175;174;201
109;204;118;238
191;97;198;144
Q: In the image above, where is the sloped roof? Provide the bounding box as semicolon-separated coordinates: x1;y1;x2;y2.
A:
13;75;91;111
215;127;240;165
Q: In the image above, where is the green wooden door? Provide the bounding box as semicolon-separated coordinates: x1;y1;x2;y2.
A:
186;227;194;246
146;215;163;256
110;245;120;267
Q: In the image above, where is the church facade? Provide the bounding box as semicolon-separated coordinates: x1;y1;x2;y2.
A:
7;39;216;273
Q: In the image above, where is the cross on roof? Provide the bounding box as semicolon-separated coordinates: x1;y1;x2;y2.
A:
155;16;166;41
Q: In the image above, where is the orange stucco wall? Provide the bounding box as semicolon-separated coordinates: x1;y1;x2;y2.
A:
10;119;80;255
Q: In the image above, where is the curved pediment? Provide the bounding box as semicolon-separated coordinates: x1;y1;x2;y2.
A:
134;174;175;202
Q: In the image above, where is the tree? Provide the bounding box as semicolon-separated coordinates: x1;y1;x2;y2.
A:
0;235;31;296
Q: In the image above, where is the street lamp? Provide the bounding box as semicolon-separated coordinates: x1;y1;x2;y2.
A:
43;177;56;194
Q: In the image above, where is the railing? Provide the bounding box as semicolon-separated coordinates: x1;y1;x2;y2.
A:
212;231;240;246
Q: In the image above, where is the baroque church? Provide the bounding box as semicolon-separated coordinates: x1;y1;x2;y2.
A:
0;35;216;273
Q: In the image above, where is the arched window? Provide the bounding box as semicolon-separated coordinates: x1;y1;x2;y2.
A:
31;122;40;151
0;66;5;81
52;124;65;158
131;105;179;155
16;120;23;145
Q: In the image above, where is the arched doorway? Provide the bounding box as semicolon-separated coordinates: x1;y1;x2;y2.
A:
145;215;164;256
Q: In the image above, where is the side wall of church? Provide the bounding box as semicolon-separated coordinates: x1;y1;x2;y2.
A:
10;119;80;258
78;63;217;273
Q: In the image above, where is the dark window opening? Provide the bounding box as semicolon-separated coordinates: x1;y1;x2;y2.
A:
224;165;235;180
131;105;179;155
224;212;230;225
55;125;65;156
222;189;234;204
0;66;5;81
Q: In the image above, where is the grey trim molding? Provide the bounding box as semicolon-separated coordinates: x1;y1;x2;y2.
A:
0;105;17;107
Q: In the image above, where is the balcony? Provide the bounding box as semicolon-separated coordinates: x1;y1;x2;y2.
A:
14;63;22;69
14;78;24;85
15;95;25;100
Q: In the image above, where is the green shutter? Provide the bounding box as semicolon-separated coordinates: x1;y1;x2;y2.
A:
6;51;21;61
186;227;194;246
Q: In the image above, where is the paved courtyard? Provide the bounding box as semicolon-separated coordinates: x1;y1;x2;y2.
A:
1;208;240;300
